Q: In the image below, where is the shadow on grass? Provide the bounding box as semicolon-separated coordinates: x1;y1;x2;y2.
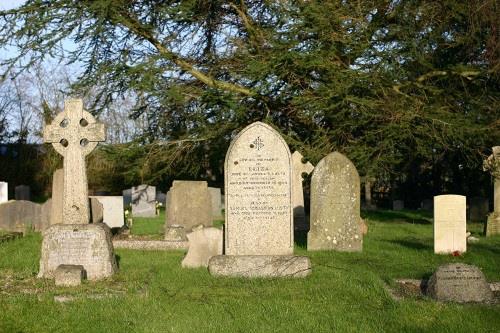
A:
387;239;432;251
294;230;307;249
115;254;121;269
363;209;432;225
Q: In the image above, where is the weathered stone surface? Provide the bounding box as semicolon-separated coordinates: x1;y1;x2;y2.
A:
486;212;500;236
208;187;223;220
468;196;489;222
434;195;466;254
50;168;64;225
393;200;404;211
308;152;362;251
90;197;104;224
182;227;223;268
89;196;124;229
209;255;311;278
485;146;500;236
0;182;7;203
166;181;212;230
164;225;187;241
44;99;105;224
224;122;293;255
54;264;85;287
427;263;493;303
291;151;314;231
131;184;156;217
112;239;188;250
0;200;50;232
14;185;30;201
38;223;117;280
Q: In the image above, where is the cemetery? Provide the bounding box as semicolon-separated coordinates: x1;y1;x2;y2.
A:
0;1;499;332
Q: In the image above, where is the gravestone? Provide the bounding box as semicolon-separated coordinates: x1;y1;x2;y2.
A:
208;122;311;278
15;185;30;201
122;189;132;207
0;200;51;232
89;198;104;224
156;191;166;206
166;181;212;231
50;168;64;225
308;152;362;251
0;182;8;203
393;200;404;211
291;151;314;230
433;195;466;254
39;99;117;281
484;146;500;236
427;263;493;303
208;187;223;220
468;196;489;222
182;227;223;268
89;196;124;229
131;184;156;217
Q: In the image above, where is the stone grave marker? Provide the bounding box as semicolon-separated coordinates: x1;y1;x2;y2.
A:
308;152;362;251
15;185;30;201
0;182;8;203
39;99;117;281
122;189;132;207
433;194;466;254
208;122;311;278
50;168;64;225
166;181;212;232
0;200;51;232
182;227;223;268
485;146;500;236
291;151;314;230
89;196;124;229
468;196;489;222
131;184;156;217
208;187;223;220
427;263;493;303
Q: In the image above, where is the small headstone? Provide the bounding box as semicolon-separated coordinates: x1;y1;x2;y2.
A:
393;200;404;211
50;169;64;225
209;122;311;278
131;184;156;217
166;181;212;230
15;185;30;201
434;194;466;254
122;189;132;207
291;151;314;230
0;182;7;203
308;152;362;251
468;196;489;222
89;196;124;229
54;264;85;287
208;187;223;220
427;263;493;303
182;227;223;268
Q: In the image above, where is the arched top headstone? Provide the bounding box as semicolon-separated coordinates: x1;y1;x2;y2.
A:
224;122;293;255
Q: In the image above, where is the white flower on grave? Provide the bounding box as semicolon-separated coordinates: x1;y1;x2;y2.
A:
125;210;129;216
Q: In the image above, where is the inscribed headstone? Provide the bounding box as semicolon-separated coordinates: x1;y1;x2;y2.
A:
0;182;8;203
15;185;30;201
50;168;64;225
308;152;362;251
208;187;223;220
291;151;314;230
131;185;156;217
89;196;124;229
166;181;212;230
434;194;466;254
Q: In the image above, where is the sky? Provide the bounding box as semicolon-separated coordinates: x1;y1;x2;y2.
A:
0;0;25;10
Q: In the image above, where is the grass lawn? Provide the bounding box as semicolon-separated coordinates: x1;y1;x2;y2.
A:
0;209;499;332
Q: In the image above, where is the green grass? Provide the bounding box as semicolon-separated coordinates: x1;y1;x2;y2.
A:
0;210;499;333
131;211;166;237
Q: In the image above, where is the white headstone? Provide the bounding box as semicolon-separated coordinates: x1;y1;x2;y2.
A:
131;184;156;217
89;196;124;229
0;182;7;203
434;195;466;254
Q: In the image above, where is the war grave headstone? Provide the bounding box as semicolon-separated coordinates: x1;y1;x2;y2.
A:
468;196;489;222
15;185;30;201
38;99;117;281
393;200;404;211
0;182;8;203
484;146;500;236
50;168;64;225
307;152;363;252
433;195;466;254
208;187;223;220
131;184;156;217
89;196;124;229
291;151;314;231
165;181;212;238
208;122;311;278
427;263;493;303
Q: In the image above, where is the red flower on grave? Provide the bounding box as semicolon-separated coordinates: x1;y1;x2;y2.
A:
452;251;461;257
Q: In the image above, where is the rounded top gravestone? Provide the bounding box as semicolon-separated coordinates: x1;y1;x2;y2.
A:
224;122;293;256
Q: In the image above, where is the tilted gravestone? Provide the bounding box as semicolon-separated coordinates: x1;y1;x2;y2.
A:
166;181;212;233
484;146;500;236
208;187;223;220
50;168;64;225
0;182;7;203
308;152;362;251
433;195;466;254
291;151;314;230
427;263;493;303
131;184;156;217
15;185;30;201
208;122;311;278
39;99;117;281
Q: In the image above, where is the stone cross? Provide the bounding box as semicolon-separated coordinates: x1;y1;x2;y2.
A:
291;151;314;229
43;99;105;224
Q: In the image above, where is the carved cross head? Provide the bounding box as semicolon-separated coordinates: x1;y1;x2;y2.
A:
43;99;105;157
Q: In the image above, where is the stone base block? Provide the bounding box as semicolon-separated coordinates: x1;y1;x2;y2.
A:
38;224;117;281
486;213;500;236
164;225;187;241
208;255;311;278
55;264;85;286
